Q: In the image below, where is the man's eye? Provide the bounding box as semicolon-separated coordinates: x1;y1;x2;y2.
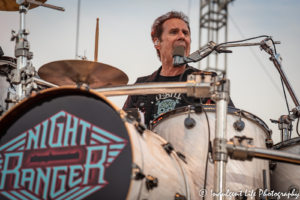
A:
171;30;177;34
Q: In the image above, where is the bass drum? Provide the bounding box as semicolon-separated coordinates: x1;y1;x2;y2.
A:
271;138;300;199
151;105;272;199
0;86;195;200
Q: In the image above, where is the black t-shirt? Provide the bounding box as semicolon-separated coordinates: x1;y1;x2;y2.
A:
151;74;189;120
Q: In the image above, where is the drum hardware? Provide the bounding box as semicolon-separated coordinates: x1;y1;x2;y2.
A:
287;185;299;196
235;194;247;200
94;81;211;97
260;37;300;141
226;135;300;164
265;139;274;149
271;114;296;141
162;142;187;164
162;142;174;154
175;193;187;200
269;160;277;171
118;109;146;134
145;175;159;191
233;110;245;131
0;105;4;116
4;0;64;112
254;171;278;200
176;151;187;164
131;163;145;180
210;75;230;196
184;105;196;129
76;82;90;91
132;163;159;191
123;108;145;124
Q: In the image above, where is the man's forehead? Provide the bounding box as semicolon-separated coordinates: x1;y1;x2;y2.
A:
163;18;189;31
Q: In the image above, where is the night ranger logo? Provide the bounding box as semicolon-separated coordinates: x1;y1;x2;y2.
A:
0;110;127;200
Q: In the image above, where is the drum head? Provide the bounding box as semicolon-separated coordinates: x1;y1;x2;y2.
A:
0;87;132;200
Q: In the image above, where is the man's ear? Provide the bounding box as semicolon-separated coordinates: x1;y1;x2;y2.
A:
154;38;160;50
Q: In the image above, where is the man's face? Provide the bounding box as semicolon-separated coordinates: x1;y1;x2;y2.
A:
156;18;191;62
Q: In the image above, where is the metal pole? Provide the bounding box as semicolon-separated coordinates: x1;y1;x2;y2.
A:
211;77;230;200
224;5;228;74
272;58;300;107
16;5;28;98
75;0;81;59
214;99;228;200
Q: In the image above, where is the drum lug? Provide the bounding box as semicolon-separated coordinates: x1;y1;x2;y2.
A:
145;175;158;191
175;193;187;200
162;143;187;163
131;163;158;191
269;160;277;171
131;163;145;180
118;109;146;134
265;139;273;149
134;122;146;134
162;142;174;154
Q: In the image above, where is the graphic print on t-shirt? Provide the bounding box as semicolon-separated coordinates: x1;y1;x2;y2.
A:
153;93;181;119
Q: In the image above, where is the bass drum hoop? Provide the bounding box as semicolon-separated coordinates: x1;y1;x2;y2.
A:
0;86;137;200
151;104;271;139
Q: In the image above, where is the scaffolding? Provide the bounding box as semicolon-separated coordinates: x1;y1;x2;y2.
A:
198;0;233;74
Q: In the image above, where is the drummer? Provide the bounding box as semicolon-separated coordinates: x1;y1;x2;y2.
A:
123;11;234;126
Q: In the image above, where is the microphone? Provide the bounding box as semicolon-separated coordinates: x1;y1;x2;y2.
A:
173;46;185;67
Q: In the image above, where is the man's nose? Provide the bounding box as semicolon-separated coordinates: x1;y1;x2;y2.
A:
177;31;185;40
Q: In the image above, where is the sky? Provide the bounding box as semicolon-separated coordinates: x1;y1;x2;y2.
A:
0;0;300;144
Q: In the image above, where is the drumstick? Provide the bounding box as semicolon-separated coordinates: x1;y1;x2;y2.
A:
94;18;99;62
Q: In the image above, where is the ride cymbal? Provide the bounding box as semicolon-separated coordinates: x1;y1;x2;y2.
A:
0;0;47;11
38;60;128;88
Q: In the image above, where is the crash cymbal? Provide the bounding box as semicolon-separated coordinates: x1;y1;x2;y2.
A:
38;60;128;88
0;0;47;11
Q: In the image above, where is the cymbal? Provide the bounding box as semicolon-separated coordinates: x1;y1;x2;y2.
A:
38;60;129;88
0;0;47;11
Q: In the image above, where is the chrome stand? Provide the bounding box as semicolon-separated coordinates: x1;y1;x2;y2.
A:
260;38;300;141
211;77;230;200
6;1;65;106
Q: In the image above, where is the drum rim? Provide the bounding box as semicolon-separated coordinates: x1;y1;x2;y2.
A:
273;137;300;149
151;104;271;138
0;86;137;200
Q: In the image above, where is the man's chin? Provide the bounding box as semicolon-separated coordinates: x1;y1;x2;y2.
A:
173;63;185;68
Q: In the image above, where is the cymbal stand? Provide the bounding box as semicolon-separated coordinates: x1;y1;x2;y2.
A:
7;1;64;105
210;76;230;200
260;38;300;141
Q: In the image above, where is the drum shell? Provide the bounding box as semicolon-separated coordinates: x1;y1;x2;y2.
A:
271;139;300;200
132;129;196;200
152;108;271;199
